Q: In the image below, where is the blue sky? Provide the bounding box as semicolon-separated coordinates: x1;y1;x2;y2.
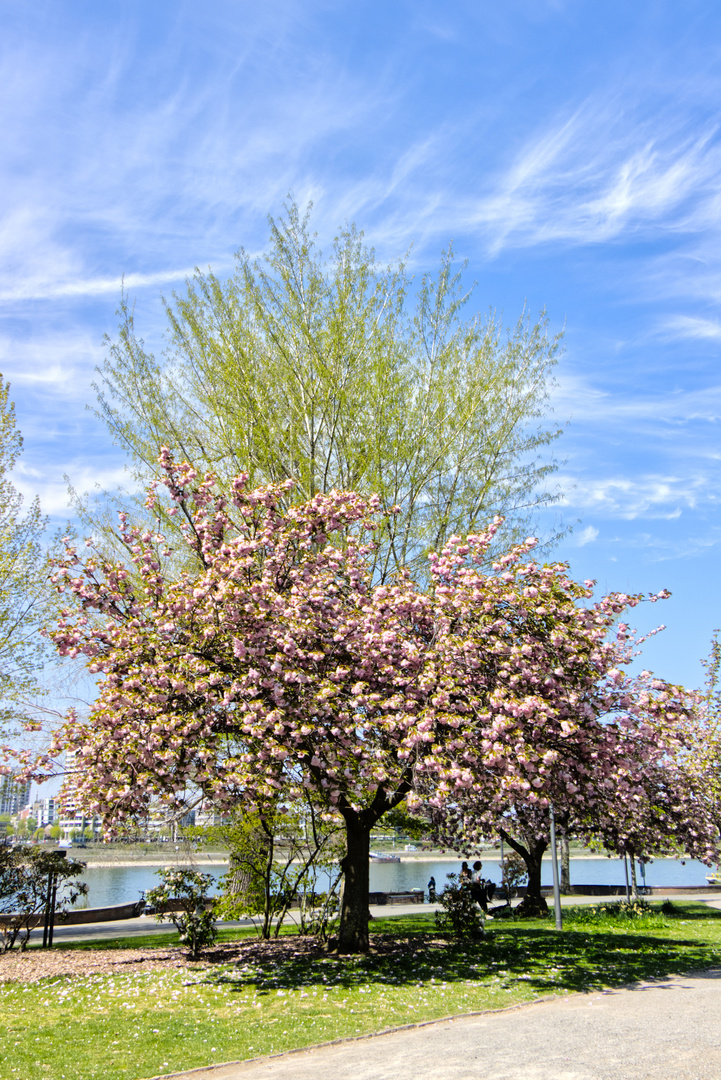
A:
2;0;721;691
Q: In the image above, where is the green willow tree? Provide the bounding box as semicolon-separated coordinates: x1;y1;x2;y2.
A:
0;379;51;734
92;201;564;577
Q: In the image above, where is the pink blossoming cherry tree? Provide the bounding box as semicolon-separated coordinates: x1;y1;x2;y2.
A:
48;454;457;952
425;535;718;909
41;453;717;951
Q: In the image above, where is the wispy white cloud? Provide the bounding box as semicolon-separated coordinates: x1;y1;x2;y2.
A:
0;331;102;391
466;105;721;254
556;473;707;519
0;10;396;304
659;315;721;341
552;371;721;427
609;526;721;564
14;462;131;518
3;5;720;314
575;524;599;546
0;266;226;304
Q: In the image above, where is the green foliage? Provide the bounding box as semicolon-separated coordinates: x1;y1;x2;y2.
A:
0;844;87;951
215;799;343;941
145;868;218;959
0;379;54;734
434;872;485;938
92;200;563;579
501;851;528;898
562;900;666;929
381;802;429;840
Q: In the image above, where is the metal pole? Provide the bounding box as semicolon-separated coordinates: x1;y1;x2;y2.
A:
42;869;53;948
623;854;631;903
47;874;59;947
499;836;504;896
549;806;562;930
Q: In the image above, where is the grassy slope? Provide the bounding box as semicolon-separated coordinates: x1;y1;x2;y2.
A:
1;903;720;1080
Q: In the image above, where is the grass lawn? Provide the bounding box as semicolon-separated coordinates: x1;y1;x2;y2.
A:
1;902;720;1080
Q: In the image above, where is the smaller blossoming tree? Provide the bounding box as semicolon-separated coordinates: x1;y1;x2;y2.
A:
419;536;719;911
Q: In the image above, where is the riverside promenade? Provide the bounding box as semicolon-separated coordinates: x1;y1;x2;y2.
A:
23;888;721;945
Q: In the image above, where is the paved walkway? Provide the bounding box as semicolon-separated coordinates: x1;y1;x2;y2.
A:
156;969;721;1080
29;891;721;945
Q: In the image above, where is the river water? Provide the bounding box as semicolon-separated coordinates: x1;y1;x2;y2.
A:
73;855;715;909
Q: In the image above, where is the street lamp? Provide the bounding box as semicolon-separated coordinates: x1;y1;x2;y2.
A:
549;806;563;930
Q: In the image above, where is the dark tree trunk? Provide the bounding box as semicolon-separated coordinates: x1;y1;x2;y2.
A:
501;828;548;916
629;853;639;903
337;809;372;953
334;778;412;954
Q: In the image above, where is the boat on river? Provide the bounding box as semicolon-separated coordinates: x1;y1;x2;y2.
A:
706;871;721;884
369;851;400;863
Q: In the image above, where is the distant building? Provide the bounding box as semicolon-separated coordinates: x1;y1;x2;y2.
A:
0;773;31;816
194;807;223;828
32;798;58;828
58;751;102;840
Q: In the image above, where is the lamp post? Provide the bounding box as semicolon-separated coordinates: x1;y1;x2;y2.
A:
42;849;67;948
499;835;504;897
549;805;562;930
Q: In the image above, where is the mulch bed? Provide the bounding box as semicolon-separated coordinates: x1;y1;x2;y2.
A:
0;933;442;986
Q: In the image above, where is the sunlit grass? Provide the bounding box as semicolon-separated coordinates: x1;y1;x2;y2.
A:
1;903;720;1080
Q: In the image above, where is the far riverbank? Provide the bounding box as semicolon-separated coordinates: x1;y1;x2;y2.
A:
55;841;678;870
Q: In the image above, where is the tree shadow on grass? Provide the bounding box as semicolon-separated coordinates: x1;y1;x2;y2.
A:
192;922;721;999
655;901;721;922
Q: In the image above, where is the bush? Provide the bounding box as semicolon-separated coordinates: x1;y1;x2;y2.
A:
145;868;218;959
500;852;527;898
214;800;343;941
434;873;484;938
562;900;667;929
0;843;87;951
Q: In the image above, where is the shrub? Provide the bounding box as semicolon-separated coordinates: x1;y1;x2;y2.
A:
145;868;218;959
562;900;668;929
434;873;484;938
0;844;87;951
500;852;527;898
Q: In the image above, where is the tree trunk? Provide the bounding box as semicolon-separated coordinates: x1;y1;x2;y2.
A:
501;829;548;916
337;809;372;953
629;854;639;903
560;830;571;894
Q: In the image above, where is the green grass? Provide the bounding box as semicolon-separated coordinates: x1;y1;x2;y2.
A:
2;903;721;1080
